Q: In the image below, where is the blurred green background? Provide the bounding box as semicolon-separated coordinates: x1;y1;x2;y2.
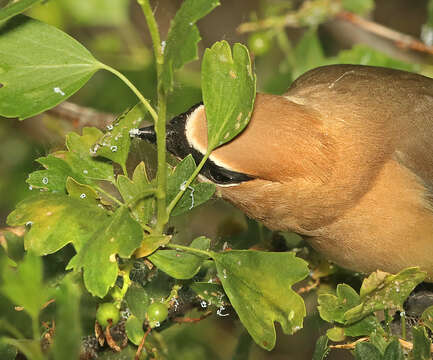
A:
1;0;433;358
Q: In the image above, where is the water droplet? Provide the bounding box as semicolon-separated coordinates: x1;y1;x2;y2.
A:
154;321;161;327
25;221;33;227
53;87;65;96
110;145;118;152
222;269;227;279
107;124;114;131
80;193;86;199
83;169;88;174
28;185;33;190
42;177;49;185
161;41;166;54
200;300;207;308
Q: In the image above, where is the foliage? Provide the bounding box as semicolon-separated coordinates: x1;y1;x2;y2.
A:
1;0;433;359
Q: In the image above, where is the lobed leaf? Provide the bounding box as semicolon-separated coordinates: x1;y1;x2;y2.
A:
27;155;80;193
66;177;99;205
0;0;41;22
64;128;114;182
1;252;49;319
211;250;308;350
167;155;215;216
162;0;220;92
52;276;81;360
0;16;102;119
67;207;143;297
201;41;256;151
149;237;210;280
312;335;329;360
117;162;154;226
96;104;147;170
344;268;426;324
7;193;109;254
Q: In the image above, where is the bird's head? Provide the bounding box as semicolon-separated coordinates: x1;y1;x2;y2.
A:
135;93;335;233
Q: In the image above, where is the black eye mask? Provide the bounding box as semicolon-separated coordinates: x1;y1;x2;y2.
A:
135;103;253;185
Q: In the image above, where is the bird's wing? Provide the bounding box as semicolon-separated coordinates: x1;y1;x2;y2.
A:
286;64;433;193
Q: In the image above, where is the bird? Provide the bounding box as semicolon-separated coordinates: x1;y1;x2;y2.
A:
136;64;433;280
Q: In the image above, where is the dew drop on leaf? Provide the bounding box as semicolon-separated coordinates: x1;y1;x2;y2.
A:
80;193;86;199
42;177;49;185
110;145;118;152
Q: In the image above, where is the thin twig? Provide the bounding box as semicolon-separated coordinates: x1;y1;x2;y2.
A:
135;326;152;360
46;101;116;130
105;320;121;352
297;278;320;294
172;310;213;323
336;11;433;56
330;337;368;349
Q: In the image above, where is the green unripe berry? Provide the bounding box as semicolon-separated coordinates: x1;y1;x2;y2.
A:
96;302;120;328
146;302;168;327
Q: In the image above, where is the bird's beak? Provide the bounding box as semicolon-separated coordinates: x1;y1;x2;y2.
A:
135;103;202;160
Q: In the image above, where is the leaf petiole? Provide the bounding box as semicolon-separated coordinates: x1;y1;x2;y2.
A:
99;63;158;123
165;243;211;258
166;151;210;216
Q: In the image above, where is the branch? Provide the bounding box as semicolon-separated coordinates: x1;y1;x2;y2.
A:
336;11;433;56
46;101;116;130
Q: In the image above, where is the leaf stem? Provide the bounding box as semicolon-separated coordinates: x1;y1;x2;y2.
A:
99;63;158;123
165;243;211;258
96;186;123;206
138;0;168;235
166;152;210;215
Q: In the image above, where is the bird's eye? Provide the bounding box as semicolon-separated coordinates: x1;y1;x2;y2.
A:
204;163;253;185
208;166;233;184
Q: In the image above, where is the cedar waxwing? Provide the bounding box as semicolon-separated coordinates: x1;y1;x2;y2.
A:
137;64;433;280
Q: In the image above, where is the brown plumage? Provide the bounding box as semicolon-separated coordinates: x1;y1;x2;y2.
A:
140;64;433;279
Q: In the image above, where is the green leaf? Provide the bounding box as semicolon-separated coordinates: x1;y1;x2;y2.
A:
117;162;154;226
318;283;360;323
0;341;17;360
3;232;24;263
421;305;433;332
312;335;329;360
167;155;215;216
201;41;256;151
211;250;309;350
370;332;388;355
354;342;383;360
52;276;81;360
1;252;48;319
7;193;109;254
326;326;345;342
162;0;220;92
0;15;102;119
383;339;404;360
125;316;145;346
27;155;79;193
64;128;114;182
344;315;382;337
0;0;41;22
412;326;431;360
134;235;170;258
58;0;130;26
293;27;326;79
148;238;210;280
190;282;229;307
341;0;374;15
124;283;150;321
337;45;420;73
96;104;147;171
344;268;425;324
67;207;143;297
66;177;99;205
